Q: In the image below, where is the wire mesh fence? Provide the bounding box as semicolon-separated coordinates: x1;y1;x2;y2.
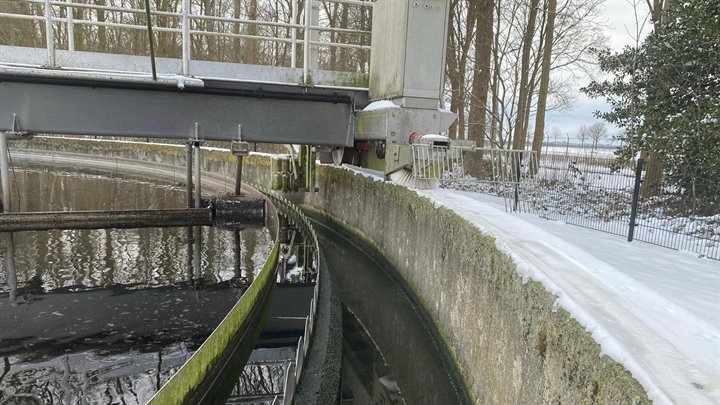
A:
445;148;719;260
443;148;538;212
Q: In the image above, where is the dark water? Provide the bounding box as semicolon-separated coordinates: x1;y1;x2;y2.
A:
313;217;471;405
0;168;272;404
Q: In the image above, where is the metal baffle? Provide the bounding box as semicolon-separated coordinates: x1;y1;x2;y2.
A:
0;132;11;213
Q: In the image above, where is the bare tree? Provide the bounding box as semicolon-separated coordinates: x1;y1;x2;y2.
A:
577;124;589;148
530;0;557;163
587;121;607;155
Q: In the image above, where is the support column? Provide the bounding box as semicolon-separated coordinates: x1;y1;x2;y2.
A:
234;156;243;196
185;141;193;208
194;141;202;208
0;132;11;213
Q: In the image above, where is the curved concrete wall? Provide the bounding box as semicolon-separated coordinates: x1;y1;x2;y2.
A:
14;138;651;404
299;166;650;405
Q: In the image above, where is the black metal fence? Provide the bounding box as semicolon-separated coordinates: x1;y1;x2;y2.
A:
448;149;720;260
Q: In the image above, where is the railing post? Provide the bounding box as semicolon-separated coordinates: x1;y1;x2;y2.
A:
628;158;644;242
66;0;74;51
513;151;522;212
44;0;56;66
182;0;190;75
291;0;297;68
303;0;311;83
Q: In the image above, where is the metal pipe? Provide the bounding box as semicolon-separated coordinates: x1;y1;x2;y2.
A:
234;156;243;196
0;133;11;213
303;0;310;84
291;0;297;68
143;0;157;81
182;0;190;76
66;0;74;51
44;0;55;66
0;13;43;21
194;140;201;209
186;141;193;208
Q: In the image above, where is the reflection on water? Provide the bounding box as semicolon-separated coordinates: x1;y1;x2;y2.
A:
0;168;272;404
314;216;471;405
341;306;404;405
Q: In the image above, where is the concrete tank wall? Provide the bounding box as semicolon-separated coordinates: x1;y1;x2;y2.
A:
299;166;650;405
14;137;651;404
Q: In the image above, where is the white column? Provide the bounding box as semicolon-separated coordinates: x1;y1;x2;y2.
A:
44;0;56;66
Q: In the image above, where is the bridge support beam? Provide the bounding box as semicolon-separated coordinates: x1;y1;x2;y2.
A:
0;79;357;146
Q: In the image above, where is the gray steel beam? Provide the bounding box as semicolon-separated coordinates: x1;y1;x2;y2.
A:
0;76;367;146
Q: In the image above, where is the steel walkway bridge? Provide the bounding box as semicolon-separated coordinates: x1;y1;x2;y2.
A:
0;0;372;146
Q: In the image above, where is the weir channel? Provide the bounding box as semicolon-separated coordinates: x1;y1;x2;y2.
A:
0;149;469;404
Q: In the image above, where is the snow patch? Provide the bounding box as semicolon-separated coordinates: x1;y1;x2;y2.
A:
362;100;400;111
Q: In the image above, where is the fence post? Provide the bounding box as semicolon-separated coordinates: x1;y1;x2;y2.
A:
513;151;522;212
628;158;644;242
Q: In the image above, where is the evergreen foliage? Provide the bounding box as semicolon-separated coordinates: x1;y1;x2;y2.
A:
583;0;720;211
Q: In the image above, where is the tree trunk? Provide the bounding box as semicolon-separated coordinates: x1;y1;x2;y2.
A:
463;0;494;177
531;0;557;170
468;0;493;148
511;0;540;150
244;0;258;64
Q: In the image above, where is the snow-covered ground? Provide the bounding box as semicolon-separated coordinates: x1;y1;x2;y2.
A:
419;188;719;405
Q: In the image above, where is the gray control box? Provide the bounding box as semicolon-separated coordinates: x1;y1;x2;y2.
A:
369;0;449;108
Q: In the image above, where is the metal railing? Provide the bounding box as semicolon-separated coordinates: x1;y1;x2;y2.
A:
411;142;473;183
261;190;321;404
0;0;373;83
443;148;538;212
445;149;719;259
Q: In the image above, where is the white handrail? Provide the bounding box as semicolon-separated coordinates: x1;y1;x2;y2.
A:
1;0;372;77
65;0;73;51
181;0;190;75
44;0;55;65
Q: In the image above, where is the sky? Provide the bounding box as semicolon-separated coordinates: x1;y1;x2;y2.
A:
544;0;651;143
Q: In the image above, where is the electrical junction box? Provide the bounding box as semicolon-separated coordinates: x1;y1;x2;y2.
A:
369;0;449;109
